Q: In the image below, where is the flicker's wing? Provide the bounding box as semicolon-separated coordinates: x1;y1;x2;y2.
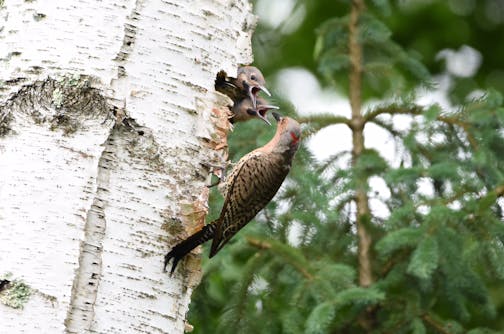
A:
210;151;289;257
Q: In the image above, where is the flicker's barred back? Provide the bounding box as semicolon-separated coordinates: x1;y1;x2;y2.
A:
215;66;271;109
164;113;302;275
230;96;279;125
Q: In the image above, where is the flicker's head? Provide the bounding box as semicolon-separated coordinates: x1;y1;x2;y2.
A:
233;97;279;125
237;66;271;108
272;112;301;152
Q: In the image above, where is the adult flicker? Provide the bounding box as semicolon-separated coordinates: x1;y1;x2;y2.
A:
230;96;279;125
164;112;302;275
215;66;271;109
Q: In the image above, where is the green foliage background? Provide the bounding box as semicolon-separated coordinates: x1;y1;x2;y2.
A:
188;1;504;333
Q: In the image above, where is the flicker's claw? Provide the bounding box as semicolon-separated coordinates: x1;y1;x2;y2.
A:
201;161;229;187
200;162;225;170
164;246;184;276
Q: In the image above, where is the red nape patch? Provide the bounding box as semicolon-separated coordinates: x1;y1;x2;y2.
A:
290;132;300;144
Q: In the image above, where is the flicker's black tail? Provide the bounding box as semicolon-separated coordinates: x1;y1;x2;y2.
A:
164;222;217;275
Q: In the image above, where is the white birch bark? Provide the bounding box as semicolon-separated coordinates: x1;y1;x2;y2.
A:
0;0;255;333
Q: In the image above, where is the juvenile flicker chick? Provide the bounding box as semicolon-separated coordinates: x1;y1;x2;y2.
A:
215;66;271;108
230;96;279;125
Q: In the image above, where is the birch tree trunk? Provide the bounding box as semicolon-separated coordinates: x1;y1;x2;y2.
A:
0;0;255;333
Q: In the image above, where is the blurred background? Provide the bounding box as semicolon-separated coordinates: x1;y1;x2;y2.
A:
190;1;504;333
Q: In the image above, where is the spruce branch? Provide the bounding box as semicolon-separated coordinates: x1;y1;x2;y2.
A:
298;114;351;127
493;184;504;197
364;105;478;150
363;104;424;122
368;118;403;137
421;313;452;334
246;237;314;280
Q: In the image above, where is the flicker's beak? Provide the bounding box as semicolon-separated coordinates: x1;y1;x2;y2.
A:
258;85;271;97
249;87;258;109
249;85;271;109
258;114;271;126
257;105;278;126
272;111;282;122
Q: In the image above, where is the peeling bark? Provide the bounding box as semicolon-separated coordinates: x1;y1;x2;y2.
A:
0;0;255;333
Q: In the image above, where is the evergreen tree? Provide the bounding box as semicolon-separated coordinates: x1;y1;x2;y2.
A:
190;1;504;332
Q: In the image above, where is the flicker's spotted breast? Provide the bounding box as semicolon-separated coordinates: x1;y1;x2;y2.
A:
164;114;301;275
212;150;290;255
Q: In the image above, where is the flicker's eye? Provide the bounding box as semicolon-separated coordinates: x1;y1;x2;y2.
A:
250;74;257;81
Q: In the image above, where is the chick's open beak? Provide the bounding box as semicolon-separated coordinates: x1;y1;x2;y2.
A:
257;105;279;126
249;85;272;109
258;85;271;97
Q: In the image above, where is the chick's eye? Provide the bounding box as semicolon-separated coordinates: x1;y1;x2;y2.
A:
250;74;257;81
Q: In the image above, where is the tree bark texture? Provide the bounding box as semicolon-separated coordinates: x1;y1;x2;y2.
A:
0;0;255;333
